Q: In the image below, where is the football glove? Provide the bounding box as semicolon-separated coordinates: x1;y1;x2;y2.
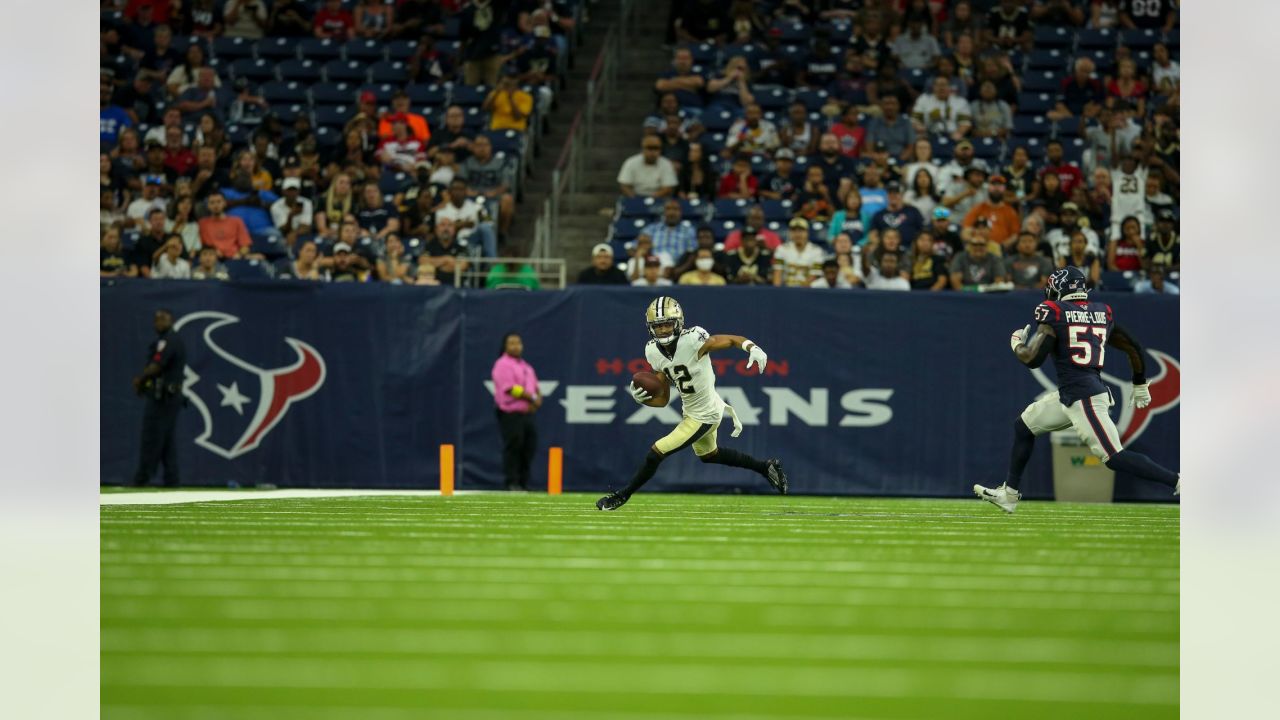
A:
725;404;744;438
628;382;652;405
1131;383;1151;409
1010;324;1030;352
745;342;768;374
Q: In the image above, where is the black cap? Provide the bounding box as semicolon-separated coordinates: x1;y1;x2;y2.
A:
885;180;903;193
1156;207;1176;221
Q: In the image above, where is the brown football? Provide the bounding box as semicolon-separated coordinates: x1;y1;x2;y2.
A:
632;371;670;407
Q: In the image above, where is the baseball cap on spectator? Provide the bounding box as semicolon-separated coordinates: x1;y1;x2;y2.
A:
591;243;613;257
282;155;301;168
788;217;809;230
1156;207;1176;222
359;91;377;105
988;174;1007;186
643;255;661;267
282;177;302;190
334;242;353;254
775;148;795;160
642;116;663;131
144;175;166;186
1061;201;1079;212
885;180;903;193
965;165;988;179
933;207;951;220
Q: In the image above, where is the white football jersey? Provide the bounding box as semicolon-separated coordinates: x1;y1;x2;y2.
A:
644;325;724;424
1110;165;1149;238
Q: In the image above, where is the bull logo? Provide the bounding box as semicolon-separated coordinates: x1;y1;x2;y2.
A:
1032;349;1180;444
175;311;326;459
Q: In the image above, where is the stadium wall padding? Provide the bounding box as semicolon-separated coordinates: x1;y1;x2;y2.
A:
101;281;1180;500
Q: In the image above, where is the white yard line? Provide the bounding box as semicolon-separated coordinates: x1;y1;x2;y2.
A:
100;489;493;506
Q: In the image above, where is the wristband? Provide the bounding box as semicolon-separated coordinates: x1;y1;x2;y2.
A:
1131;375;1146;386
742;340;756;353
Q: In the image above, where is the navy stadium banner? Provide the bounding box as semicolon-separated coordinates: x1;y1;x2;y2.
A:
101;282;1180;500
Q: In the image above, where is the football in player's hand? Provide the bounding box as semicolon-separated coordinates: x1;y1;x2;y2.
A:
632;371;669;407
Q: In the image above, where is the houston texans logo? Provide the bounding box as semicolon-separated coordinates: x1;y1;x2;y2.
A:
1031;349;1180;445
174;311;326;459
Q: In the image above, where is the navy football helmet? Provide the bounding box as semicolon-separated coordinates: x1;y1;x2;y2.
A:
1045;267;1090;302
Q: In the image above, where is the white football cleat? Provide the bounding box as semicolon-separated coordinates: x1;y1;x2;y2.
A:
1174;476;1180;497
974;483;1021;513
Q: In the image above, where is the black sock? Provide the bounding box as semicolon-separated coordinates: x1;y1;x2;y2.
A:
619;450;665;497
1105;449;1179;489
701;448;769;475
1006;418;1037;490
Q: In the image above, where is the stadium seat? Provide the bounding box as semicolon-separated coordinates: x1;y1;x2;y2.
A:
611;218;646;242
272;104;309;124
754;86;792;111
713;199;749;221
255;36;300;62
226;123;252;145
1061;138;1086;165
776;44;810;67
1100;270;1134;292
359;83;398;104
1017;92;1055;115
461;106;488;129
121;230;140;253
1077;28;1116;50
440;15;461;39
406;83;448;106
225;259;274;281
1012;114;1050;138
1119;28;1161;50
700;109;739;133
684;43;717;65
618;196;659;219
794;89;829;112
711;219;737;241
271;258;297;278
213;36;255;61
1021;71;1063;93
170;35;211;58
252;232;289;260
760;199;793;222
451;84;489;107
311;82;359;106
931;136;954;161
484;130;523;156
972;137;1002;161
1081;50;1115;74
808;222;828;245
343;38;386;62
298;37;343;62
278;59;322;83
1054;117;1081;137
386;39;419;61
229;58;275;82
700;132;726;155
1027;49;1067;72
261;81;310;105
314;105;354;128
683;198;707;220
772;22;811;44
369;60;409;85
313;125;341;147
1032;26;1075;49
324;59;369;83
724;43;767;70
900;67;928;91
1010;137;1046;160
1165;28;1179;50
435;40;462;58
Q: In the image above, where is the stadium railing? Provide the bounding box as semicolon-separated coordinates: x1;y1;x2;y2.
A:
452;257;567;290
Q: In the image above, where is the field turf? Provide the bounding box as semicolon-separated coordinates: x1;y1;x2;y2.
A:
101;493;1179;719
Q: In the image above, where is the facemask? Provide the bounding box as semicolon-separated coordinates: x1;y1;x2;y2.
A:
696;258;714;271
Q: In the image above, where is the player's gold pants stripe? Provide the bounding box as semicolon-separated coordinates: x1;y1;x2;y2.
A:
654;416;720;457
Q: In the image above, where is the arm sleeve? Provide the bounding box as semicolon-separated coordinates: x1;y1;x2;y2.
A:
492;360;516;397
235;218;252;250
1108;321;1148;383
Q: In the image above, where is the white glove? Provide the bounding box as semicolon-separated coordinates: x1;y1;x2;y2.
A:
1010;324;1030;352
745;342;768;374
725;404;744;438
628;382;652;405
1131;383;1151;409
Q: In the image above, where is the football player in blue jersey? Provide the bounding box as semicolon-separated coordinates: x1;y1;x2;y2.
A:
975;267;1181;512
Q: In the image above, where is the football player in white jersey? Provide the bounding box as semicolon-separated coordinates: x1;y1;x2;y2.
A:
596;296;789;511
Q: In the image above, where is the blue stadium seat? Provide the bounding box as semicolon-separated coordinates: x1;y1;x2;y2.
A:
311;82;359;106
700;109;739;133
434;40;461;58
343;38;386;62
252;232;289;260
213;36;255;61
121;230;140;253
683;198;707;221
794;88;829;112
229;58;275;82
1027;49;1067;72
255;37;300;62
278;59;322;83
298;37;343;61
272;104;310;124
440;15;461;39
1021;71;1063;93
261;81;310;105
360;83;398;104
1100;271;1134;292
618;196;660;219
900;67;928;91
776;44;810;66
369;60;409;84
1080;50;1115;74
386;39;419;61
711;219;737;241
314;105;354;128
1010;137;1046;160
272;258;297;278
772;22;811;44
461;106;488;129
1061;138;1086;165
684;43;717;65
225;259;274;281
1165;28;1179;50
406;83;448;106
754;86;792;111
931;136;954;161
1077;28;1116;50
724;43;767;70
485;130;523;155
451;84;488;107
226;123;252;145
1016;92;1055;115
1119;28;1160;51
324;59;369;83
1033;26;1075;49
701;132;726;155
1012;114;1050;137
760;199;793;222
1054;116;1081;137
972;137;1002;161
313;125;341;147
611;218;646;242
171;35;211;58
713;199;750;220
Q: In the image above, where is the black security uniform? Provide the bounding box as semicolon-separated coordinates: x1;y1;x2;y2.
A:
133;328;187;486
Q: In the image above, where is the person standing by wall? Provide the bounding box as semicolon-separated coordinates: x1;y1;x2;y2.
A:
131;308;187;487
491;333;541;491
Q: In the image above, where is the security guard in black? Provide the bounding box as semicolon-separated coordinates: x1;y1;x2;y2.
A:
132;309;187;487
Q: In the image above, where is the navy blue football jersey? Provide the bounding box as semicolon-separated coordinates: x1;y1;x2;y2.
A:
1033;299;1114;405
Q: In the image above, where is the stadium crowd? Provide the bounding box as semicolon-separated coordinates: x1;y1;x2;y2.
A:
595;0;1179;294
101;0;576;287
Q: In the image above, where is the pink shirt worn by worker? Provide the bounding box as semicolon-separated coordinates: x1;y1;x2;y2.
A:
491;354;540;414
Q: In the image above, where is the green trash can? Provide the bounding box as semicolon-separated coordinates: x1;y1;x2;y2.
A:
1050;430;1115;503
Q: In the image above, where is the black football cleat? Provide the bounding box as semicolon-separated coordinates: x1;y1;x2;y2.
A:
596;492;630;511
765;459;788;495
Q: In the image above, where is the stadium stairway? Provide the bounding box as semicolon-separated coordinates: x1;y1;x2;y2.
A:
510;0;669;268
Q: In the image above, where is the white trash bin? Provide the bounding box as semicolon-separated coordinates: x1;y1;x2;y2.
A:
1050;430;1115;503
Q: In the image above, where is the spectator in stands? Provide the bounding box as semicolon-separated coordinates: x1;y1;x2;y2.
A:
830;48;873;109
1044;202;1101;261
907;231;948;290
330;241;372;282
828;232;862;284
192;246;231;280
678;247;728;286
407;29;454;84
330;127;377;181
929;207;962;257
912;77;972;142
224;0;269;39
485;245;540;290
828;191;866;245
351;0;393;39
198;191;254;259
654;48;706;111
270;177;313;246
1049;57;1104;122
625;235;674;282
724;103;779;157
676;142;715;200
1151;43;1179;97
1030;168;1068;228
162;125;196;178
808;133;856;203
222;168;282;247
718;207;776;251
166;44;217;99
864;95;915;161
374;233;413;283
1001;145;1036;206
869;181;926;246
268;0;312;37
1145;207;1179;271
1004;232;1054;290
864;226;907;278
356;183;401;245
424;219;469;285
706;56;755;109
461;135;515;238
773;218;827;287
112;72;162;129
378;118;429;173
869;55;918;109
942;164;988;219
1106;59;1149;118
725;227;773;285
891;14;941;70
904;167;940;219
962;175;1020;249
138;21;180;81
755;148;799;204
865;252;911;291
810;260;850;289
378;90;432;143
1133;264;1178;295
288;240;328;281
314;0;356;40
675;0;731;45
1059;229;1103;287
126;177;167;229
193;114;230;161
1107;152;1147;238
180;0;224;38
642;200;698;260
1120;0;1178;30
658;115;691;168
576;243;628;285
984;0;1032;53
1033;0;1086;25
829;105;866;159
483;71;534;132
778;102;818;157
131;209;170;277
428;106;476;161
798;30;840;90
139;139;176;187
436;177;498;259
1143;173;1175;227
970;55;1020;108
459;0;507;86
1107;215;1145;272
618;137;678;199
939;2;978;48
632;255;674;288
717;154;758;200
151;235;192;280
671;226;727;279
390;0;446;40
797;165;836;222
949;234;1007;289
100;80;134;149
850;11;891;65
189;146;228;202
101;227;135;278
168;195;202;255
970;81;1012;140
176;68;230;125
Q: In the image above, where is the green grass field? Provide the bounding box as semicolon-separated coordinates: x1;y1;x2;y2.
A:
101;493;1179;719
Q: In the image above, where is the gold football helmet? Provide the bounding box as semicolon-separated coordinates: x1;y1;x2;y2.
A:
645;296;684;346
